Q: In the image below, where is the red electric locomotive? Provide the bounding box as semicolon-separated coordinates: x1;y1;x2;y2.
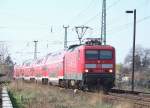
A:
60;38;115;90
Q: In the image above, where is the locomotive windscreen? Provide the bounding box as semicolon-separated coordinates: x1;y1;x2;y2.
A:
85;50;112;59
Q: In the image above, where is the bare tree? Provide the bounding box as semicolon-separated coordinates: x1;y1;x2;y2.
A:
124;45;150;72
0;42;13;80
124;45;142;70
142;49;150;68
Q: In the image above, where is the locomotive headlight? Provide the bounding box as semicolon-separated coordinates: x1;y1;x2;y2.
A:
85;69;89;73
109;69;113;73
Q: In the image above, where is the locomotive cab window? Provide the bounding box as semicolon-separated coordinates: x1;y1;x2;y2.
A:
86;50;112;59
85;50;98;59
99;50;112;59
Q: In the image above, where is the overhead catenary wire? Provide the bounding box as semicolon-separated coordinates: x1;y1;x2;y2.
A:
3;14;150;47
107;15;150;35
107;0;150;28
82;0;122;25
82;0;149;33
69;0;97;24
88;14;150;36
82;0;150;37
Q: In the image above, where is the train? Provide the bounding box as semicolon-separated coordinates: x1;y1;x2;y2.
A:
13;38;116;91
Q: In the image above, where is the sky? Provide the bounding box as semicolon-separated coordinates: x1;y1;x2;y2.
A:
0;0;150;64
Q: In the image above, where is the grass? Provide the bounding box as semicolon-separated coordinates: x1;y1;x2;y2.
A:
8;80;132;108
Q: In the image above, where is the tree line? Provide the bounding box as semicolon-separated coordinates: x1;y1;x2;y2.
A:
117;45;150;89
124;45;150;72
0;43;14;80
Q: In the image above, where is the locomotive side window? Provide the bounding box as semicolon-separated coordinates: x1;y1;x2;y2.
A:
85;50;98;59
99;50;112;59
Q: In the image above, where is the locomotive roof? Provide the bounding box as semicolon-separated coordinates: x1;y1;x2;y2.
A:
67;44;115;51
68;44;81;50
84;45;115;49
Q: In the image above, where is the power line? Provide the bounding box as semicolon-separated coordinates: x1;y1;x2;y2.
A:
86;15;150;36
83;0;150;31
82;0;122;25
69;0;97;24
107;0;121;10
137;15;150;23
83;13;100;25
134;0;150;10
107;15;150;35
107;0;150;28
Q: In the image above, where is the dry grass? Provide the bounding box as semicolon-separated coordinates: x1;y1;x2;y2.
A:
8;81;132;108
114;102;133;108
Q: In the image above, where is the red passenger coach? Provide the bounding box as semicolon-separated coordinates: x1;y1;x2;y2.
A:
14;65;21;79
44;51;64;84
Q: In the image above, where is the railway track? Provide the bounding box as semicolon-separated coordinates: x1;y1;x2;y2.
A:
102;89;150;108
60;87;150;108
57;86;150;108
106;94;150;107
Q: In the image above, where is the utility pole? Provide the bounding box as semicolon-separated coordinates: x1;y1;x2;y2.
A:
101;0;106;45
33;40;38;60
0;41;7;63
75;26;91;44
63;25;69;49
126;9;136;92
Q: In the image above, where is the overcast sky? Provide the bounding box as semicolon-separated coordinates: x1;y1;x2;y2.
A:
0;0;150;64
